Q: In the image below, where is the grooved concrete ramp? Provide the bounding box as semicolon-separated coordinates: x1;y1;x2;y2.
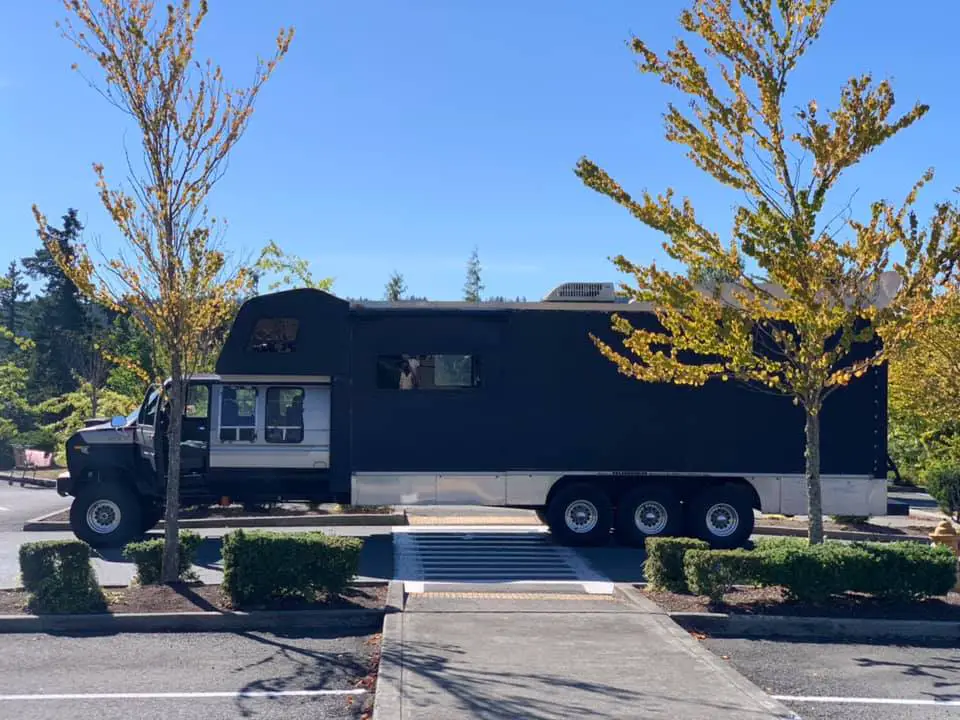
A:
392;527;613;594
373;584;798;720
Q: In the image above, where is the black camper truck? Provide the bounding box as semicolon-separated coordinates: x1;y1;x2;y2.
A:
58;283;888;549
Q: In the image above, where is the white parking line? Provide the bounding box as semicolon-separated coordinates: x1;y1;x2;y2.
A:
0;689;366;702
0;506;9;512
774;695;960;707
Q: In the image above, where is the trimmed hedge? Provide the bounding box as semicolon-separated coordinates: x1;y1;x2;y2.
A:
644;537;709;593
221;530;362;607
683;540;958;605
684;549;765;604
122;532;203;585
18;540;106;614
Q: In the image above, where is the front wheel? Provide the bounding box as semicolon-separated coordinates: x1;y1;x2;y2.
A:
546;483;613;546
70;482;143;548
686;485;755;549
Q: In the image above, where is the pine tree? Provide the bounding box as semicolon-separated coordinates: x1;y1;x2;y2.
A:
463;247;484;302
0;262;29;359
384;271;408;301
23;209;89;399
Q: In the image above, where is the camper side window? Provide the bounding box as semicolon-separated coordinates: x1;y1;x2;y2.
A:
265;387;304;444
376;354;479;390
219;386;258;442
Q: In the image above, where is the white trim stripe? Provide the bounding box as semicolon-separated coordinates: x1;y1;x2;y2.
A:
773;695;960;707
0;689;365;702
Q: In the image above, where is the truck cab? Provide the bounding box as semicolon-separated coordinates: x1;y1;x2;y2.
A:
58;374;336;547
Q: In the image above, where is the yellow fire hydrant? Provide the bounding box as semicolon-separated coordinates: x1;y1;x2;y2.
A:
929;520;960;592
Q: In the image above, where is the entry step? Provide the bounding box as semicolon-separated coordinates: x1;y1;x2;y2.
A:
392;526;614;594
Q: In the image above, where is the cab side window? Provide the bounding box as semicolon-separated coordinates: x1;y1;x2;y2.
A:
265;387;304;444
219;386;258;442
140;388;160;427
185;385;210;419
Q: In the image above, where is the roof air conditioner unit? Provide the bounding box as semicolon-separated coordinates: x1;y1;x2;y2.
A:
543;282;617;302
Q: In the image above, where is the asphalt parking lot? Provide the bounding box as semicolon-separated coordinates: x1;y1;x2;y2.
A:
0;629;378;720
705;637;960;720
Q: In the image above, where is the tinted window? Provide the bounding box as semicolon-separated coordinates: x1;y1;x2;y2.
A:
185;385;209;419
376;355;479;390
140;387;160;427
265;387;304;444
248;318;299;353
219;386;257;442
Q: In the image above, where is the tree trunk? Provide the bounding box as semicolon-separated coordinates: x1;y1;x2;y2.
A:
160;355;183;583
91;385;98;419
805;407;824;545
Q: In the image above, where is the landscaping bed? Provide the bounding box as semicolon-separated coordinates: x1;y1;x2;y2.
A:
643;586;960;622
0;583;386;615
39;502;394;524
758;514;937;537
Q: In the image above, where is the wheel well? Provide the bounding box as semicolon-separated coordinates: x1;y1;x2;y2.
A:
545;475;761;510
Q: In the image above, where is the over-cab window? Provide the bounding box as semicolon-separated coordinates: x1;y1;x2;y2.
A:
248;318;299;353
265;387;304;444
219;386;257;442
376;354;479;390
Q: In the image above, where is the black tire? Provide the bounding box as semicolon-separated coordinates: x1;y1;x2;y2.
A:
546;483;613;546
686;484;755;549
140;502;164;533
535;509;548;526
70;482;143;548
614;485;684;547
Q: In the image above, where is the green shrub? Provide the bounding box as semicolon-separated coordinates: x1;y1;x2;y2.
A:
221;530;362;607
848;542;957;601
757;540;957;603
922;461;960;521
122;531;203;585
18;540;105;613
683;549;765;604
644;537;709;593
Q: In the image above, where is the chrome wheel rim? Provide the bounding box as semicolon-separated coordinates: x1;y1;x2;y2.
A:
564;500;599;534
86;499;121;534
634;501;669;535
706;503;739;538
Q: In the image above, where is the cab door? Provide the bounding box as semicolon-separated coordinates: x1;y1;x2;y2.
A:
135;386;161;472
181;383;210;474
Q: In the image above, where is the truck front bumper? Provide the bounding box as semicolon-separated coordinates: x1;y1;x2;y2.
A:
56;472;74;497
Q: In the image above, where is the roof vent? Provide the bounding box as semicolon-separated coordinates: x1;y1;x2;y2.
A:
543;282;617;302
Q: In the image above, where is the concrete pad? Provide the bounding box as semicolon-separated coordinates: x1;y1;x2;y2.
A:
393;611;796;719
377;585;798;720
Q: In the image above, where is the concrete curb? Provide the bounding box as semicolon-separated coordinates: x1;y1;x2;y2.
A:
372;580;404;720
23;511;408;532
669;610;960;642
754;523;930;544
2;474;56;489
0;607;384;634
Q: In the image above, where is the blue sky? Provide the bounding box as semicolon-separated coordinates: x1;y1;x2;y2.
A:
2;1;958;301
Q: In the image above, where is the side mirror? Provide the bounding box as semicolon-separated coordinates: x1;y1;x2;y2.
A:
110;415;127;428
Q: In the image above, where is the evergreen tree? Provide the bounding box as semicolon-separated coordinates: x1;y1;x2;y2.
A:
23;209;89;399
463;247;484;302
384;271;408;301
0;262;29;358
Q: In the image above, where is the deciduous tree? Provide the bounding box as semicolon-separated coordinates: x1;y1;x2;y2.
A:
34;0;292;580
576;0;959;543
252;241;333;294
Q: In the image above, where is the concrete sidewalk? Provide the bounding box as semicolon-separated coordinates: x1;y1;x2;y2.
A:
374;584;798;720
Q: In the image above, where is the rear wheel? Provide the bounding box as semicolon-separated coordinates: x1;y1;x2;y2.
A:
70;482;143;548
546;483;613;546
614;486;683;547
686;484;755;549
